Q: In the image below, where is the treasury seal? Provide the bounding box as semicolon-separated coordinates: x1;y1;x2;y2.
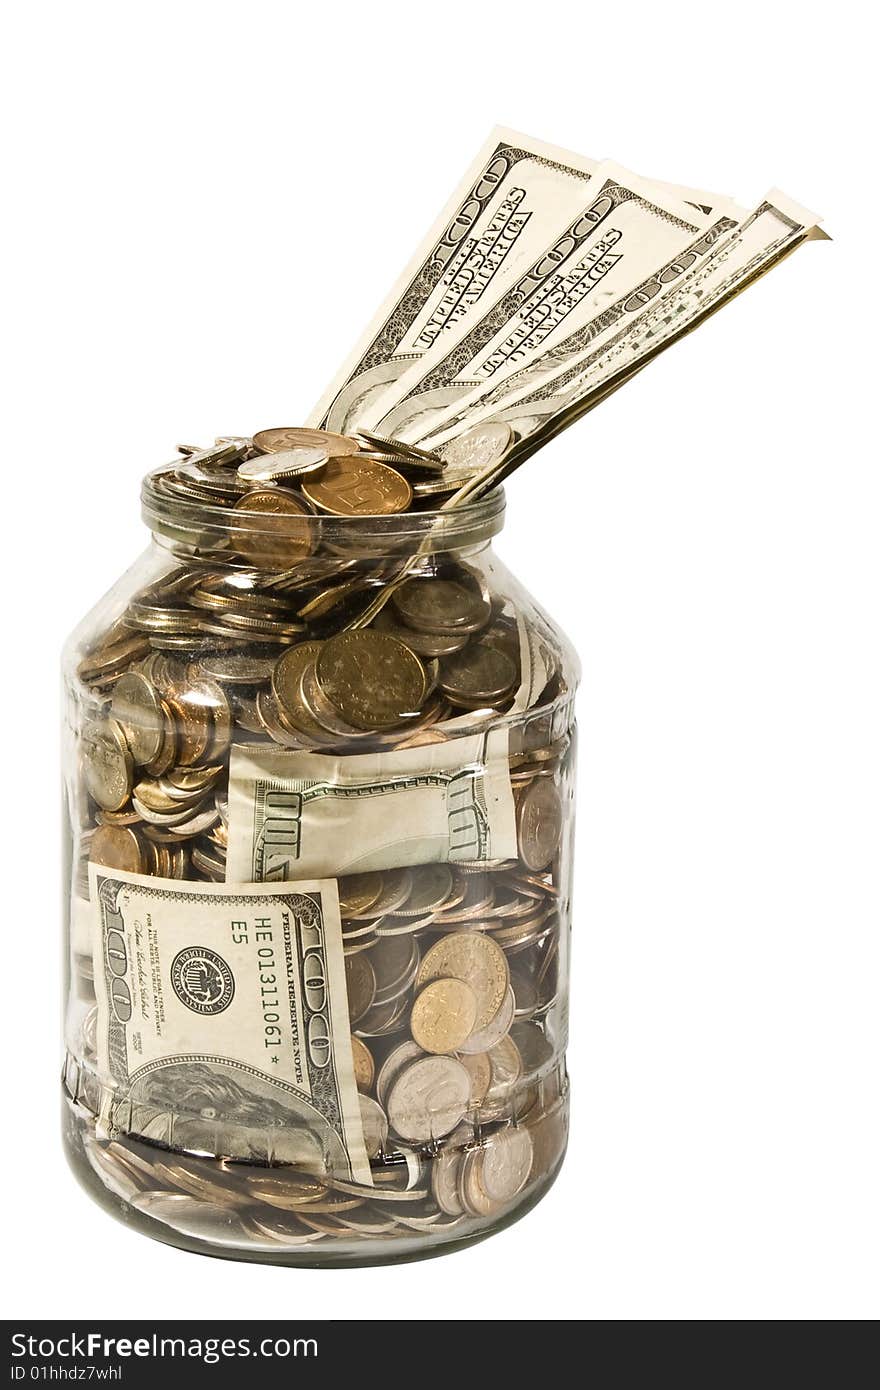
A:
171;946;235;1015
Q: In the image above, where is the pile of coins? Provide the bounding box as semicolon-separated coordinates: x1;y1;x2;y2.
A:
72;1049;567;1250
71;986;566;1248
150;424;513;523
66;424;573;1258
74;590;553;893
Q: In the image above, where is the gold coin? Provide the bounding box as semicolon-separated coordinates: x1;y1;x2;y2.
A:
344;952;376;1026
164;687;214;766
95;807;142;827
81;720;133;811
417;931;509;1033
298;653;368;738
516;778;563;871
350;1035;375;1093
301;456;412;516
109;672;165;766
142;703;177;777
89;824;145;874
410;978;477;1054
270;641;328;743
77;633;150;686
337;872;384;918
253;426;359;457
232;489;314;567
315;631;426;730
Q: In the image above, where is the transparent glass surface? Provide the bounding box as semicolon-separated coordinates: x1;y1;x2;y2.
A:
62;469;578;1265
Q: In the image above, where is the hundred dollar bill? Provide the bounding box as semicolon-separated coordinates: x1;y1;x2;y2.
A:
306;128;598;434
426;190;821;468
418;208;745;451
226;728;517;881
89;864;372;1183
368;164;711;443
493;189;823;452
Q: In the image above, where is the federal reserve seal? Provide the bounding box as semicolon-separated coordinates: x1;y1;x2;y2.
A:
171;946;235;1015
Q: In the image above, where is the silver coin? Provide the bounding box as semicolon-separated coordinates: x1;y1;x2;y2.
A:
359;1094;390;1157
386;1056;471;1143
196;653;275;685
376;1040;424;1109
458;984;515;1054
479;1126;534;1203
132;1191;250;1245
439;421;513;482
431;1146;464;1217
237;446;328;483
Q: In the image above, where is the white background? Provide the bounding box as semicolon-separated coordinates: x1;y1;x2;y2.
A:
3;1;877;1321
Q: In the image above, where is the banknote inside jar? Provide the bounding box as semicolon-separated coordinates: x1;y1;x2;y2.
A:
66;426;573;1254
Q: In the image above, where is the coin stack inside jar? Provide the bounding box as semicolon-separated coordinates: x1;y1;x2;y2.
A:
66;426;573;1257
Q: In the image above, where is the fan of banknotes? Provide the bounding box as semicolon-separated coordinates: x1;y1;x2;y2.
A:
304;128;825;501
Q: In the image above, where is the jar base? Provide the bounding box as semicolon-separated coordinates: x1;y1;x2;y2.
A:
62;1089;568;1269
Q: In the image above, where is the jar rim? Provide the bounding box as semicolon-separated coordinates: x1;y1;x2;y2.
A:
141;463;505;557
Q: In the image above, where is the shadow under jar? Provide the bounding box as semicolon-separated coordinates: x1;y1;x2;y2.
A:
62;445;578;1266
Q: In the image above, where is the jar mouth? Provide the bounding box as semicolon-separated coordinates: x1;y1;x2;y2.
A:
141;463;505;561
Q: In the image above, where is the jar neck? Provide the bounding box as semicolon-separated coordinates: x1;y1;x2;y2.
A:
142;467;506;572
148;529;498;571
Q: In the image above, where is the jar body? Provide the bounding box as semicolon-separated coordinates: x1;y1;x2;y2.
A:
62;512;578;1265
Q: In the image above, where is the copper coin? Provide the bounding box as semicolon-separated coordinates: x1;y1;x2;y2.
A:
232;489;314;567
350;1035;375;1092
301;456;412;516
417;932;509;1034
410;979;477;1054
516;778;563;871
253;427;359;457
89;824;145;874
81;720;133;811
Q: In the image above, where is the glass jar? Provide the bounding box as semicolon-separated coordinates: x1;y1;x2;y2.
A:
62;445;578;1266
